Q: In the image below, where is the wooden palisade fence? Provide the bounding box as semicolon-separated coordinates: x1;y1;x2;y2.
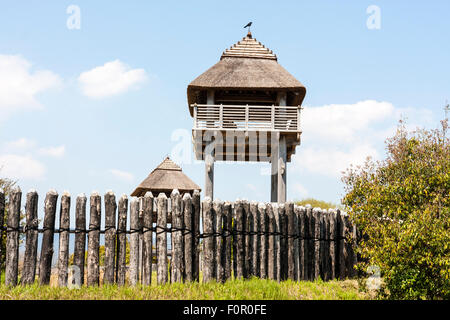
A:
0;187;357;287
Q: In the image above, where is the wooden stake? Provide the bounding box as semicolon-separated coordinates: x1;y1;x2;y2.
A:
182;193;193;282
21;190;39;285
129;197;140;285
39;190;58;285
87;192;101;286
57;192;71;287
171;189;184;283
73;194;87;285
202;197;214;282
5;187;21;286
103;191;116;285
142;192;154;285
223;202;233;282
156;193;168;285
116;195;128;286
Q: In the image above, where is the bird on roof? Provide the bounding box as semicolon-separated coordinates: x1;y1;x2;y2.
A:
244;22;252;29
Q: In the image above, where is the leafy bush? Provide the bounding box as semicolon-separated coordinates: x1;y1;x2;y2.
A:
342;120;450;299
295;198;341;210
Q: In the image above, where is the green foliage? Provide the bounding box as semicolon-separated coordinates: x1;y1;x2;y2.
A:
295;198;341;210
342;120;450;300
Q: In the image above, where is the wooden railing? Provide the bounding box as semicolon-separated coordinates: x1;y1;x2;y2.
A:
192;104;302;132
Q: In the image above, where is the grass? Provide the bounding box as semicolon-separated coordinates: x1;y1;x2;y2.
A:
0;277;371;300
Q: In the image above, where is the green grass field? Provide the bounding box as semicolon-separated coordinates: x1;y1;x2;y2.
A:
0;277;371;300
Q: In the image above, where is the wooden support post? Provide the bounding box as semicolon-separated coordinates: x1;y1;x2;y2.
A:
142;192;154;285
39;190;58;285
294;206;301;281
22;190;39;285
242;200;251;279
273;203;281;282
267;203;276;280
286;202;295;280
0;192;4;274
5;187;21;286
171;189;184;283
278;136;287;203
116;195;128;285
312;208;321;280
74;194;87;285
57;192;71;287
279;204;288;280
129;197;140;286
205;146;215;200
192;190;201;282
87;192;101;286
213;199;224;282
259;203;268;279
250;202;260;278
223;202;233;282
183;193;193;282
103;191;116;285
234;200;245;280
156;193;168;285
270;133;279;203
202;197;214;282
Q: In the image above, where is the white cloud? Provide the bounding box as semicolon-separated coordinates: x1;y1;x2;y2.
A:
301;100;395;143
3;138;36;152
109;169;134;182
0;154;45;180
295;145;378;178
38;145;65;158
78;60;147;98
0;55;61;119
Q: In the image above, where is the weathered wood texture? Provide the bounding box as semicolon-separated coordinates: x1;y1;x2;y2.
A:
5;188;21;286
129;197;140;286
183;193;193;282
39;190;58;285
286;202;295;280
223;202;233;282
116;195;128;285
171;189;184;283
250;202;260;278
192;190;201;282
142;192;154;285
0;192;5;273
73;194;87;285
103;191;116;285
57;192;71;287
213;200;224;282
156;193;168;285
259;203;268;279
87;192;101;286
22;190;39;285
233;200;245;279
267;203;276;280
202;197;215;282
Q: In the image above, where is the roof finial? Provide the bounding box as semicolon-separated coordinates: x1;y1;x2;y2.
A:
244;22;252;38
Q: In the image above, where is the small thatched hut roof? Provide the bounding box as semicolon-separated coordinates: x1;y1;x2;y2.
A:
187;32;306;116
131;157;201;197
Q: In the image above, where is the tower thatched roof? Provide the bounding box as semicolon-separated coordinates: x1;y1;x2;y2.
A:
187;32;306;116
131;157;201;197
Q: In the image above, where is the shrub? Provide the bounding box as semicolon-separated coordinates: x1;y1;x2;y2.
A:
342;120;450;299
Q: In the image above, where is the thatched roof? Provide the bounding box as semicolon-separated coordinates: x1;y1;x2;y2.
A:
187;32;306;116
131;157;201;197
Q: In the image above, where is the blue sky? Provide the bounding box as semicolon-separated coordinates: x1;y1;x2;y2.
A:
0;0;449;211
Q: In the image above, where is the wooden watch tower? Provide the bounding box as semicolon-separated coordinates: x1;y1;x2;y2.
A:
187;31;306;203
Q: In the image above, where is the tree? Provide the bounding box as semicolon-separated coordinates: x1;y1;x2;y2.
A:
342;119;450;299
295;198;342;210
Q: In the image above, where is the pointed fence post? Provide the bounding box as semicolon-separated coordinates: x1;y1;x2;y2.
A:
202;197;215;282
192;190;201;282
279;204;288;280
293;205;300;281
171;189;184;283
116;195;128;285
328;210;337;280
0;192;4;273
213;199;224;282
259;203;268;279
243;200;251;279
57;192;71;287
233;200;245;280
142;192;154;286
103;191;117;285
298;206;307;281
156;193;168;285
5;187;21;286
39;190;58;285
272;203;281;282
129;197;140;286
286;202;295;280
312;208;321;280
182;193;193;282
73;194;87;285
250;202;260;278
87;192;101;286
267;203;276;280
22;190;39;285
223;201;233;282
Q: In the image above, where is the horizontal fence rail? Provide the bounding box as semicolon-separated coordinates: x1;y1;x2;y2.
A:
0;188;357;287
193;104;301;132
